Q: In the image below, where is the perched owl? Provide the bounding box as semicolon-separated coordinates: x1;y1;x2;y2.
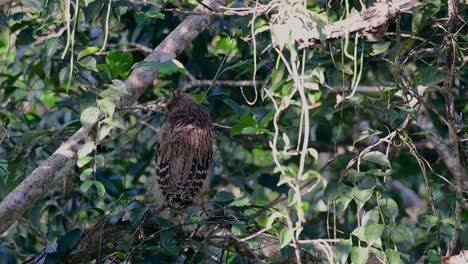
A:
154;90;213;208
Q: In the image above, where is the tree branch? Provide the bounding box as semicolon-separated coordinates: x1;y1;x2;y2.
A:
62;210;288;263
442;0;464;256
0;0;229;236
297;0;420;48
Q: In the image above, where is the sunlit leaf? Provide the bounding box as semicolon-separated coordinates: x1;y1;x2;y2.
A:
351;247;369;264
335;238;352;264
106;50;133;78
427;249;441;264
97;98;115;117
364;223;384;246
370;42;391;56
353;129;381;146
80;180;93;193
79;168;93;181
279;228;293;248
95;181;106;196
80;107;100;128
230;115;257;136
385;249;400;264
77;156;92;168
77;141;95;158
362;151;391;167
78;46;99;60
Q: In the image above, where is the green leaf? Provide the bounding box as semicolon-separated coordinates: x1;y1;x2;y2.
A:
192;93;209;105
364;223;384;246
385;249;400;264
419;215;439;229
80;180;93;193
257;110;274;129
213;191;235;203
95;181;106;196
231;222;246;236
351;226;366;243
80;107;101;128
160;228;173;247
229;197;250;207
78;46;100;60
266;212;282;229
361;208;380;226
77;156;92;168
335;185;354;211
79;168;93;181
396;106;417;120
241;126;257;135
279;228;293;248
131;61;180;75
379;197;399;222
144;10;165;19
95;155;105;166
77;141;95;158
100;79;129;99
370;42;391;56
352;187;373;212
366;169;392;177
129;207;148;228
230;115;257;136
78;56;97;72
223;99;245;117
300;170;321;181
307;148;319;162
350;247;369;264
389;224;414;244
427;249;440;264
106;50;133;78
323;181;340;202
97;98;115;117
353;129;381;146
413;67;444;86
335;238;352;264
45;38;60;58
362;151;391;168
57;228;82;256
97;124;113;142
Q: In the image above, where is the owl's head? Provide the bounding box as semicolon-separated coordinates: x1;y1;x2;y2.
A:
166;90;199;113
165;90;211;127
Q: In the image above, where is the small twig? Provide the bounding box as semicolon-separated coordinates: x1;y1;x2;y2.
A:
180;80;264;91
33;26;67;45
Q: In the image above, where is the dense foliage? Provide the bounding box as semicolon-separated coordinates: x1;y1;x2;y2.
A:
0;0;466;263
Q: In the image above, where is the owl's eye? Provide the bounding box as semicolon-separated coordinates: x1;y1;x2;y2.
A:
167;104;174;111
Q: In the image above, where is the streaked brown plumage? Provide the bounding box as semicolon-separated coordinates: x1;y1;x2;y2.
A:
154;90;213;207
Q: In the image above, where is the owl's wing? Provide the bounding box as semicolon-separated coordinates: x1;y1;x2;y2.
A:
156;125;212;205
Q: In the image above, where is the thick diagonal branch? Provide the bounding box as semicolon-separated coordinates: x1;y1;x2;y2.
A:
297;0;420;48
0;0;229;235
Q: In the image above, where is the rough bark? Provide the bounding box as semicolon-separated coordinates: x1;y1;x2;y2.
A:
297;0;420;48
442;0;464;256
0;0;229;236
